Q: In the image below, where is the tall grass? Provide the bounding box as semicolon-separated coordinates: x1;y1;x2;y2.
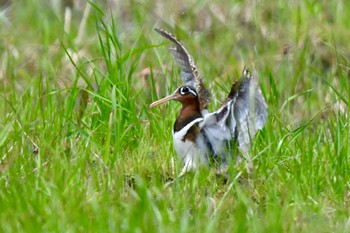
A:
0;0;349;232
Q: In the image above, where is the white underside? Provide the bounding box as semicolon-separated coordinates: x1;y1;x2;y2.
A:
173;118;208;172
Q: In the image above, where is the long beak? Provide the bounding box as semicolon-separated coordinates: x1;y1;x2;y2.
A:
149;93;179;108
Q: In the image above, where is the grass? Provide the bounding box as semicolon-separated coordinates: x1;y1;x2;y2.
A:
0;0;349;232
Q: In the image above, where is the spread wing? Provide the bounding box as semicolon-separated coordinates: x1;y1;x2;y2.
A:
200;68;268;154
155;28;210;111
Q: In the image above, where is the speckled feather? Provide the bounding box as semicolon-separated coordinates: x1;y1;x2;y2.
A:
155;28;211;111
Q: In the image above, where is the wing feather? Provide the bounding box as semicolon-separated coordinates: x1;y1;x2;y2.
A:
233;69;268;151
155;28;211;110
200;68;268;155
200;100;235;156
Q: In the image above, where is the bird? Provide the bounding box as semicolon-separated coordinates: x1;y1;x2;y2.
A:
150;28;268;176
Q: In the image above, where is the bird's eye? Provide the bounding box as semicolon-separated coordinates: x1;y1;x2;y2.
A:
180;87;189;95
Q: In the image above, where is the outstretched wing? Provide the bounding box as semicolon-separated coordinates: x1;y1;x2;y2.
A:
155;28;210;111
200;68;268;155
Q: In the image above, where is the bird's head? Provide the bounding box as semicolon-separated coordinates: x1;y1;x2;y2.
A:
150;86;198;108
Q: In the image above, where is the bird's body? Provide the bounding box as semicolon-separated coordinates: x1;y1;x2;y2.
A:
150;29;268;174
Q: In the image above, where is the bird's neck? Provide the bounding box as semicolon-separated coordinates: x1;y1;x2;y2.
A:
174;101;202;132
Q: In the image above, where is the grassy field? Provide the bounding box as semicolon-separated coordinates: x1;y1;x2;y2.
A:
1;0;349;232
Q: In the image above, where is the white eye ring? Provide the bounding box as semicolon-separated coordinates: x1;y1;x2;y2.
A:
180;86;197;96
180;87;189;95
